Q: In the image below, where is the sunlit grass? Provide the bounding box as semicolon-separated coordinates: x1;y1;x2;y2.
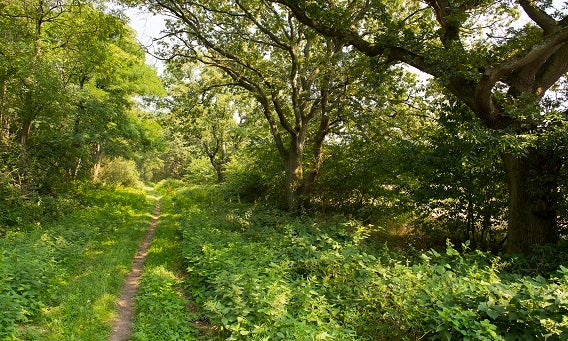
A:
0;186;156;340
131;193;201;341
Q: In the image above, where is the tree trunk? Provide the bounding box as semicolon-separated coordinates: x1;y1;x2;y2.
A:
92;143;103;182
73;157;81;181
0;115;9;150
501;150;560;253
215;166;225;183
208;156;225;183
466;194;475;246
0;80;10;150
19;118;33;170
303;114;330;204
20;118;32;147
285;137;304;212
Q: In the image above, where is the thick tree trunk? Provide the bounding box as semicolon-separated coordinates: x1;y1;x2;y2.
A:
215;165;225;183
207;140;227;183
285;138;304;212
208;156;225;183
501;151;560;253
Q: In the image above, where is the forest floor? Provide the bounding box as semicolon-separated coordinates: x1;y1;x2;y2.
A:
109;202;161;341
3;184;566;340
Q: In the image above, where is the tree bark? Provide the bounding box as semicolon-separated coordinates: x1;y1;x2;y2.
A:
0;80;10;150
208;156;226;183
205;138;228;183
285;136;304;212
20;118;32;147
73;157;81;181
501;150;560;253
92;143;103;182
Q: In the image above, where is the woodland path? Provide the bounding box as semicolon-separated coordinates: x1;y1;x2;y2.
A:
109;202;161;341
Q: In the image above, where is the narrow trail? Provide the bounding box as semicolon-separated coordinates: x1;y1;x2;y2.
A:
109;202;161;341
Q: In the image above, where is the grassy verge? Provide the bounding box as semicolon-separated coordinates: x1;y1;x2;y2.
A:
130;186;202;341
0;185;155;340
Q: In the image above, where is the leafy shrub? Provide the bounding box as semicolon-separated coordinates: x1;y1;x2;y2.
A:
0;185;150;339
155;179;187;196
183;156;217;184
0;191;80;236
76;184;148;211
501;242;568;277
368;244;568;340
0;246;55;338
98;157;143;188
224;144;286;207
171;185;568;340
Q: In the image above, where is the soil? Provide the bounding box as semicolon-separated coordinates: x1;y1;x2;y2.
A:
109;203;161;341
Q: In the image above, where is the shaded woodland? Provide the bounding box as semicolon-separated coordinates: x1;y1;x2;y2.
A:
1;0;568;339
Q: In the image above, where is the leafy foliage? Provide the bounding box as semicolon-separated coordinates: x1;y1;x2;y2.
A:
0;0;163;196
167;184;568;340
0;185;151;339
99;156;143;188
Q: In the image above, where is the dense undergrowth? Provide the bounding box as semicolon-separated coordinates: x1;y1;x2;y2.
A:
159;180;568;340
0;184;154;340
2;180;567;340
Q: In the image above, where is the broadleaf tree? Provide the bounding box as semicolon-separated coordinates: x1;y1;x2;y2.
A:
125;0;371;211
268;0;568;253
163;65;253;183
0;0;164;192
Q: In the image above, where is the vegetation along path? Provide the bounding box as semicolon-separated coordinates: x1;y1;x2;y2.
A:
110;202;161;341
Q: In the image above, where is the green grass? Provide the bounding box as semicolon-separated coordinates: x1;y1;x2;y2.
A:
0;186;155;340
131;189;202;341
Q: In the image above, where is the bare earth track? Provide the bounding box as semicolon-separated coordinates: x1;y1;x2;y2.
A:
109;203;161;341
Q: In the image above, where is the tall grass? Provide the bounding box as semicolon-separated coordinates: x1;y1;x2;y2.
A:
131;187;201;340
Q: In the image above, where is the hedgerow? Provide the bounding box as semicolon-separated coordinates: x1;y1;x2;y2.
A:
172;185;568;340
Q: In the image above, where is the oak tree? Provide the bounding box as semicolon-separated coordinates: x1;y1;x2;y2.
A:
271;0;568;252
131;0;361;211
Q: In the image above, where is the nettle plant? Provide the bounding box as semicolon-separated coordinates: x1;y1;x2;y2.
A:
174;186;568;340
374;244;568;339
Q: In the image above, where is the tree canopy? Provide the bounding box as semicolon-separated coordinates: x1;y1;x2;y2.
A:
1;0;567;254
0;0;164;193
118;0;568;253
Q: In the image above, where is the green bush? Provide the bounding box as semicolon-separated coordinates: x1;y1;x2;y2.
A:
0;245;55;338
370;244;568;339
133;266;198;341
0;185;150;339
99;157;143;188
155;179;187;196
171;185;568;340
224;145;286;207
